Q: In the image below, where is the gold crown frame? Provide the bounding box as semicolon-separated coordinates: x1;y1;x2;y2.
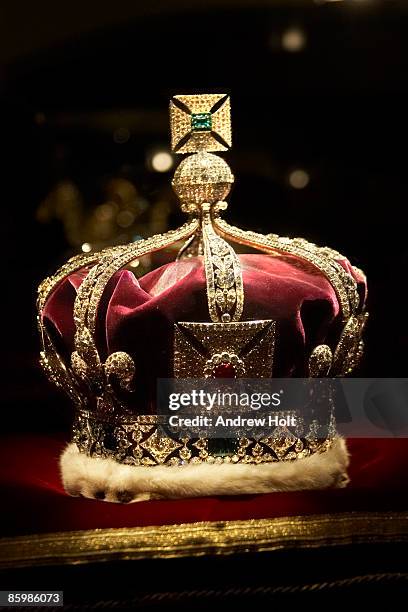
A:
37;94;368;470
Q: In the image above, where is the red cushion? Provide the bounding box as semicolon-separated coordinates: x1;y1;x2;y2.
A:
0;435;406;537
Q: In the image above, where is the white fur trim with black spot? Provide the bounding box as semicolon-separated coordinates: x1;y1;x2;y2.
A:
60;438;349;503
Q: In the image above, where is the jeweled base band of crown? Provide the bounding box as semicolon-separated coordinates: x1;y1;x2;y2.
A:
61;436;349;501
73;410;335;467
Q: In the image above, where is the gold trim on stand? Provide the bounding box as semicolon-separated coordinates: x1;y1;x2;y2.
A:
0;512;407;570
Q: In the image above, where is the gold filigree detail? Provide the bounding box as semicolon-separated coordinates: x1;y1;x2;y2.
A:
202;206;243;323
140;429;183;465
261;428;298;461
73;411;332;466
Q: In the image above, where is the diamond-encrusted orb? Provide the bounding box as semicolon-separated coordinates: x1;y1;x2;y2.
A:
172;152;234;205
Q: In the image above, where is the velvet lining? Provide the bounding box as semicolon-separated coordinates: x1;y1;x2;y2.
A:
43;253;366;415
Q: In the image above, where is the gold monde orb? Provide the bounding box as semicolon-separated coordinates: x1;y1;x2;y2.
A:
172;152;234;205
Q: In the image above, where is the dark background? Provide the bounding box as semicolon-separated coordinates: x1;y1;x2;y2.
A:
2;0;407;432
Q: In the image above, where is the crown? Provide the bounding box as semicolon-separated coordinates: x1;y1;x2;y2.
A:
37;94;368;502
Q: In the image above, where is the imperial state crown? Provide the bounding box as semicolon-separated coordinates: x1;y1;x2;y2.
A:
37;94;368;502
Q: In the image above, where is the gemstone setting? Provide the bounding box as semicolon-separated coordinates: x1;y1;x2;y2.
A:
213;362;236;378
191;113;212;132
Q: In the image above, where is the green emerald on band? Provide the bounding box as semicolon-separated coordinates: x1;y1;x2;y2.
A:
191;112;212;132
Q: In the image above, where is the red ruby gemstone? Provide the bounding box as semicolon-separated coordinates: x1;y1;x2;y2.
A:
213;362;236;378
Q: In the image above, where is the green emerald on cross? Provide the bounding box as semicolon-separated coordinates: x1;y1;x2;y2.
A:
191;112;212;132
